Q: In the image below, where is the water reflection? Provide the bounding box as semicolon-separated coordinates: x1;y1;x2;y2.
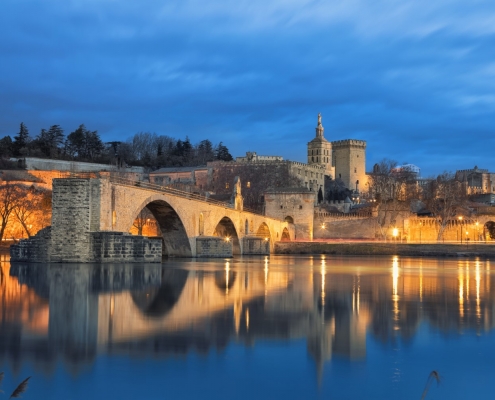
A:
2;256;495;376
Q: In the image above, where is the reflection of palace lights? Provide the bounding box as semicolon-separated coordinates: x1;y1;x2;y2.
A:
225;261;230;295
392;256;399;325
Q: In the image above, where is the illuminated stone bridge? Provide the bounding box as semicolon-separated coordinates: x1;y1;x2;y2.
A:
11;176;294;262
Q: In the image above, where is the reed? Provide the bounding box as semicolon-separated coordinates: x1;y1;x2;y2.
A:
420;370;441;400
0;373;30;399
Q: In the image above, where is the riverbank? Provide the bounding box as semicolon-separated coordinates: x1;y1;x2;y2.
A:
275;241;495;258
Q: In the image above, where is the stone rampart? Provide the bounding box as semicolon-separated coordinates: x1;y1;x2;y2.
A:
314;217;377;239
11;157;145;174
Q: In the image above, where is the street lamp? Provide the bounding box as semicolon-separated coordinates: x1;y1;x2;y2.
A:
458;216;463;244
392;228;399;243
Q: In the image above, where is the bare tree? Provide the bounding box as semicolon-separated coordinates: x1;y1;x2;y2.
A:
0;182;22;242
367;159;418;238
132;207;154;235
13;187;48;237
422;172;467;241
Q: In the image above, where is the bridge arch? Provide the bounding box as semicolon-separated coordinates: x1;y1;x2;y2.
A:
285;216;294;224
281;227;291;241
213;216;241;254
130;269;189;318
129;197;192;257
256;222;272;240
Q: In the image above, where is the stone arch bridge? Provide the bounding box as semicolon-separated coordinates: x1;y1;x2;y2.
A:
11;176;294;262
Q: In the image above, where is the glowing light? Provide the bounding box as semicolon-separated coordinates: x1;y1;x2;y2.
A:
459;266;464;319
224;236;231;242
392;228;399;238
264;237;269;241
476;261;481;320
392;256;399;325
225;261;230;295
321;223;326;229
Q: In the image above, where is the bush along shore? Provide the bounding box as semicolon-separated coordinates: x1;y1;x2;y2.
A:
275;242;495;258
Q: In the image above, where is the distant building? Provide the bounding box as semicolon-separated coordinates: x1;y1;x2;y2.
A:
149;166;210;190
307;113;367;192
394;164;421;176
236;152;283;162
456;166;495;195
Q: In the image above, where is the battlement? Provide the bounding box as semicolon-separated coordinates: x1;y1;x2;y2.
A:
331;139;367;148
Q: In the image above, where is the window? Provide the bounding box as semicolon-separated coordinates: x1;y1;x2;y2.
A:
354;168;357;173
299;205;303;209
247;181;251;188
225;183;229;189
312;156;314;162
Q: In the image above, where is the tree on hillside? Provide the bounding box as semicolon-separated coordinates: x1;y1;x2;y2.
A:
0;136;13;157
196;139;216;165
422;172;468;241
37;125;65;158
13;123;30;156
65;125;104;161
216;142;233;161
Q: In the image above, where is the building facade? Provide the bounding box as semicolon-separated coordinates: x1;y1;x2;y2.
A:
306;114;367;192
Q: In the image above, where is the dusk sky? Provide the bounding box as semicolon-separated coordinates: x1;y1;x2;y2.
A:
1;0;495;176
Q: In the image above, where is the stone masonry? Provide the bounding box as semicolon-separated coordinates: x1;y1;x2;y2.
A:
11;176;290;262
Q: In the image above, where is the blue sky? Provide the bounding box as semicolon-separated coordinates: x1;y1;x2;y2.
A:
1;0;495;176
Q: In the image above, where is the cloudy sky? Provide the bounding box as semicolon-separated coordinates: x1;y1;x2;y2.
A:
1;0;495;176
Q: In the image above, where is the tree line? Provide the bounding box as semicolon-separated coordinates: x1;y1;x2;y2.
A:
0;123;233;169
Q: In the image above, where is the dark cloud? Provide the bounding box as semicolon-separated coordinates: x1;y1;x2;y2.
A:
1;0;495;175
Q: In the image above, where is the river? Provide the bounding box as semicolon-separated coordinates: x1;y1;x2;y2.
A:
1;254;494;399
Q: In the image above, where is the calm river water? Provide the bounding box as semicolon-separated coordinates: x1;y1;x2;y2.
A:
1;254;495;399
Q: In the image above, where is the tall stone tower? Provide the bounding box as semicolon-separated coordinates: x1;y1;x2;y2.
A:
307;113;335;178
331;139;367;193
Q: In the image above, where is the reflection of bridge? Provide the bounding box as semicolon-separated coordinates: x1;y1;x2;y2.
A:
11;176;293;262
4;257;495;375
